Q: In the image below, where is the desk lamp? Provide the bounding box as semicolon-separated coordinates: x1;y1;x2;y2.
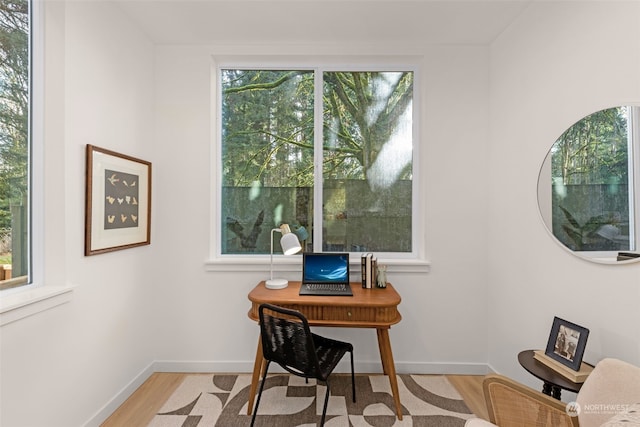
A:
266;224;302;289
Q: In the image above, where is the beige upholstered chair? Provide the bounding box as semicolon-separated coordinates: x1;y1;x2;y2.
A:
576;358;640;426
466;358;640;427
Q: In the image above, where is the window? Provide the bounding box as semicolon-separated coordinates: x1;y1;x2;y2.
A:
545;106;639;256
219;67;415;257
0;0;30;291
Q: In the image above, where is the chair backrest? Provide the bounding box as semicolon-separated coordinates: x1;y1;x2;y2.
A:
483;374;579;427
576;358;640;427
258;303;322;378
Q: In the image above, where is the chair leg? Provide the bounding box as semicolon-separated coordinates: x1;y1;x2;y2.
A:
350;350;356;402
320;378;331;427
250;361;271;427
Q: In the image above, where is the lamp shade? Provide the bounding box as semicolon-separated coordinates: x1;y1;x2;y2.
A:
281;232;302;255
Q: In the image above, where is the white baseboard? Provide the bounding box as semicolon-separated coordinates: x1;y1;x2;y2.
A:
82;362;155;427
84;359;493;426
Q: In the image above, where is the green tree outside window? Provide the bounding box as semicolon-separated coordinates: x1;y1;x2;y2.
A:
221;69;414;254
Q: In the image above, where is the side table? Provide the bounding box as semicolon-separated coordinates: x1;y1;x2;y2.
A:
518;349;589;400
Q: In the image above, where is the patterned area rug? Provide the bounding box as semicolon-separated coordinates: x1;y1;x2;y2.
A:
148;373;475;426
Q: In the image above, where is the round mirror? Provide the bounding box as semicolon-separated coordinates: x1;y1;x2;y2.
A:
537;106;640;263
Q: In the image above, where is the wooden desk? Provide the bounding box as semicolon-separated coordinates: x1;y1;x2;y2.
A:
247;281;403;419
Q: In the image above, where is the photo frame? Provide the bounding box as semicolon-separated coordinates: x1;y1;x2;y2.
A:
544;316;589;371
85;145;152;256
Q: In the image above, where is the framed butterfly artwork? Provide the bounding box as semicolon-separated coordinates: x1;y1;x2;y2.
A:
85;145;152;256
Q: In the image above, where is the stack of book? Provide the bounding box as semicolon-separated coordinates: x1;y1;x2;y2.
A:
361;253;377;288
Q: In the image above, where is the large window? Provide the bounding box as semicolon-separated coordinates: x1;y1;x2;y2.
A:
220;68;414;256
0;0;30;290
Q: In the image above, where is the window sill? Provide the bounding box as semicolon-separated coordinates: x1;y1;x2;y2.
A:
204;256;431;273
0;285;74;326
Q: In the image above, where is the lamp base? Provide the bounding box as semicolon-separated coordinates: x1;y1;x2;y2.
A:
265;278;289;290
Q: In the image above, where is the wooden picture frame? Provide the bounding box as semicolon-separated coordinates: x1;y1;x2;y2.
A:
544;316;589;371
85;145;151;256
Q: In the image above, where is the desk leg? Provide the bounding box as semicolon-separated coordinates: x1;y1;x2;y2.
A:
247;337;265;415
377;333;388;375
377;328;403;420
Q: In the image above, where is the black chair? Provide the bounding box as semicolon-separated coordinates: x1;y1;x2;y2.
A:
250;303;356;426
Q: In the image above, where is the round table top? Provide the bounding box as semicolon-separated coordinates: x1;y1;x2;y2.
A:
518;349;585;394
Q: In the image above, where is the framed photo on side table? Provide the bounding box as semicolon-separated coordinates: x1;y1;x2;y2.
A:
545;316;589;371
85;145;152;256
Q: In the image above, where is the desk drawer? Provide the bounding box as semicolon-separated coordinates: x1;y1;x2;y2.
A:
249;303;402;328
323;306;399;323
270;304;399;324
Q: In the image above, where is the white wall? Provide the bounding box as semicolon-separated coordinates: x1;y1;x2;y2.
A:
488;0;640;397
151;43;491;373
0;1;157;426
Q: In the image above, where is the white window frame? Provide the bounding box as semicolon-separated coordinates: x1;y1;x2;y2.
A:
628;106;640;252
206;56;430;274
0;0;73;326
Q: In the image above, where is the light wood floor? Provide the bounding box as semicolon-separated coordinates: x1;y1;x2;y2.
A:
448;374;489;421
101;373;489;426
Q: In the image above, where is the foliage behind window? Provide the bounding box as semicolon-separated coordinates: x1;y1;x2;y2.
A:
0;0;29;289
550;107;633;252
220;68;414;255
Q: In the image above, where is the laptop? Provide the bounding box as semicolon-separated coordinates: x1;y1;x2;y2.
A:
299;252;353;296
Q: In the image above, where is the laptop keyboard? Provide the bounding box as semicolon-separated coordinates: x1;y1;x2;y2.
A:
299;283;353;296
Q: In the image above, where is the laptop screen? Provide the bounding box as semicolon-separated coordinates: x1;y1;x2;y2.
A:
302;253;350;284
